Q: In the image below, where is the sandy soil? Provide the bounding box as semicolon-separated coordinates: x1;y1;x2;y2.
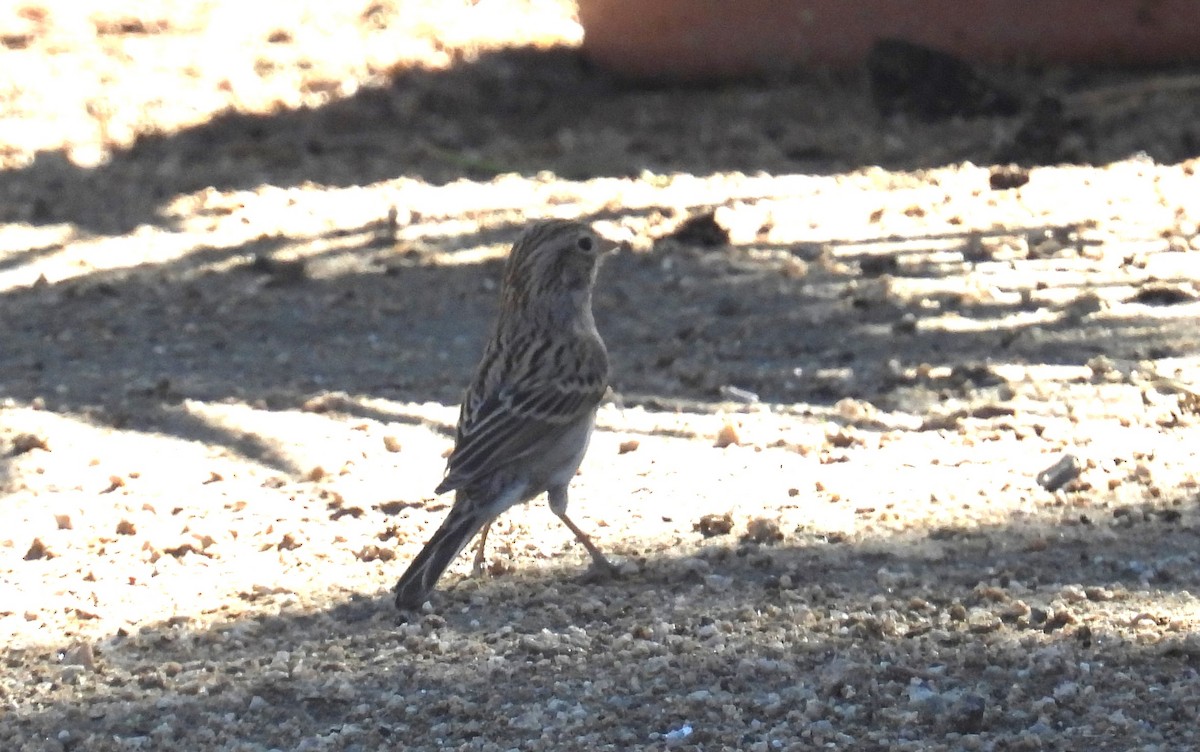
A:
2;2;1200;750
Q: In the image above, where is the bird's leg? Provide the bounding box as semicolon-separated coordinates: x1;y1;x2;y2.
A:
548;485;619;579
471;518;495;577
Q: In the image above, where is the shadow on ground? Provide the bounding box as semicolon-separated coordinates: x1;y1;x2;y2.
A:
2;210;1197;475
6;492;1199;750
3;47;1197;475
2;47;1199;235
3;38;1200;751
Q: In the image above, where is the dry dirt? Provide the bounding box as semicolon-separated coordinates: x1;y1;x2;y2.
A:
3;2;1200;751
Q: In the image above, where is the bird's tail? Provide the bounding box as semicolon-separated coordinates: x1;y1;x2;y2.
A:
394;493;488;610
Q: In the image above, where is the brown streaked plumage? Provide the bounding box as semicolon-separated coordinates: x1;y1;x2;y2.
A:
395;219;616;610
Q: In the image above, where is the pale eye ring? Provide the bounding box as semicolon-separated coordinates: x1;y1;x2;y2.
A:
576;235;594;252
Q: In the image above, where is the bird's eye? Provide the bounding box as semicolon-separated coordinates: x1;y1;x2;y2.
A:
576;235;594;252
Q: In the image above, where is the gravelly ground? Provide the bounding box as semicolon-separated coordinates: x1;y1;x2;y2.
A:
2;2;1200;751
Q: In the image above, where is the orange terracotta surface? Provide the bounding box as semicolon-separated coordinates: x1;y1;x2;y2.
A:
579;0;1200;79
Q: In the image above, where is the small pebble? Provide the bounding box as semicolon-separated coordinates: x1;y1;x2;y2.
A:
695;512;734;537
743;517;783;544
714;421;741;448
1036;454;1081;491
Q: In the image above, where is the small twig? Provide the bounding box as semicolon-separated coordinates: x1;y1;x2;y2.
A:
1061;74;1200;116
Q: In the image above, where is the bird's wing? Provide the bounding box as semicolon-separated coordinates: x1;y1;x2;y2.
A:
435;367;606;494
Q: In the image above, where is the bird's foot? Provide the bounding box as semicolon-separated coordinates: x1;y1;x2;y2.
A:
473;556;513;578
578;554;624;584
